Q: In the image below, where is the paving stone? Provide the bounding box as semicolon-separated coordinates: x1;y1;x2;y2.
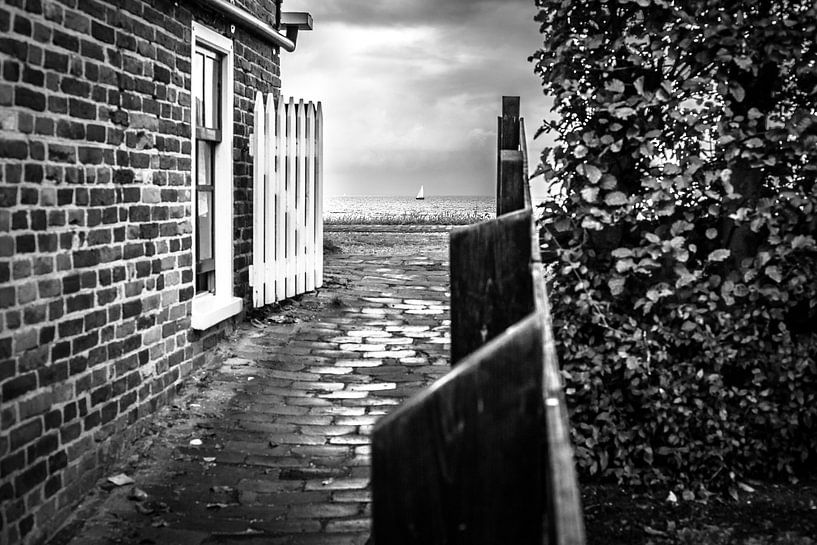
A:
303;478;369;491
287;502;362;519
325;518;371;533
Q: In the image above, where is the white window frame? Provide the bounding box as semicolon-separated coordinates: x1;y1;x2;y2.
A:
190;22;242;330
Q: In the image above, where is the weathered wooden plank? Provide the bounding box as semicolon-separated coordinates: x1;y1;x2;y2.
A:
315;102;324;288
499;95;520;151
449;208;534;364
497;150;524;216
285;97;297;297
532;265;586;545
295;99;306;294
275;95;287;301
371;313;544;545
525;112;586;545
305;102;316;292
263;92;277;305
251;91;265;307
520;118;532;211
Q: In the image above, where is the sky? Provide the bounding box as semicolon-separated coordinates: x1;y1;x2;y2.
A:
279;0;554;197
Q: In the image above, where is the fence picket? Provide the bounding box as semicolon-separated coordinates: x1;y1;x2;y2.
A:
275;95;287;301
315;102;324;288
295;99;306;294
305;102;316;292
285;97;297;297
263;93;276;305
251;91;265;308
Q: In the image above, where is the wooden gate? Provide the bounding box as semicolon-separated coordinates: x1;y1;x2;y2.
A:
250;92;324;308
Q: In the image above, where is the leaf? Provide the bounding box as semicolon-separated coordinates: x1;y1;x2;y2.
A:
707;249;730;262
730;85;745;102
577;164;603;184
644;526;667;537
737;482;756;493
608;277;625;296
581;187;599;202
634;76;645;95
611;247;632;258
574;145;588;158
604;191;628;206
554;218;572;232
705;228;718;240
613;106;637;119
791;235;814;249
666;491;678;503
581;217;604;230
764;265;782;283
605;79;625;93
745;137;763;148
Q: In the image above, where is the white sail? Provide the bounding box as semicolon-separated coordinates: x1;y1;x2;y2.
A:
415;185;424;200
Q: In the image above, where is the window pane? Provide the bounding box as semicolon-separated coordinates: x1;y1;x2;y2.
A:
197;191;213;262
193;52;204;127
197;142;213;186
203;54;219;129
196;271;214;294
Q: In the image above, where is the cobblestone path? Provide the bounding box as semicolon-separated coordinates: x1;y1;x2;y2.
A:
64;236;451;545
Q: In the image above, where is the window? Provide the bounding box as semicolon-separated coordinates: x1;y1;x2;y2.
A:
193;46;220;294
190;22;242;330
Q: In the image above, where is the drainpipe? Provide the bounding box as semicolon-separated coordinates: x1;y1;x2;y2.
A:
199;0;312;52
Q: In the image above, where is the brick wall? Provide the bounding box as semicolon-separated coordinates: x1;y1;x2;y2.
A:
0;0;282;543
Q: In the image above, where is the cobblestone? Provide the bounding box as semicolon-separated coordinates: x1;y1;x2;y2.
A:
64;237;450;544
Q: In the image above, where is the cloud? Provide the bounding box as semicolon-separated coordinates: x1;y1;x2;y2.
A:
280;0;555;196
285;0;533;27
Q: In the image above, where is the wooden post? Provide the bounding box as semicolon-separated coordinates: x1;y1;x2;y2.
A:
449;209;535;364
499;96;520;151
498;150;525;216
497;96;521;215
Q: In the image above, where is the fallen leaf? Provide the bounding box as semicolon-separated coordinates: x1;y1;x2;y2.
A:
107;473;135;487
737;482;755;493
645;526;667;536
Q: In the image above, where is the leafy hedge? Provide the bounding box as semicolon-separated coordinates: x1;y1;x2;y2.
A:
532;0;817;492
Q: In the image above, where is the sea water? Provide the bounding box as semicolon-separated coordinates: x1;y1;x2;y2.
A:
324;195;495;224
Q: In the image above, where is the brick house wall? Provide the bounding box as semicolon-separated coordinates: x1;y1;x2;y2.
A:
0;1;290;543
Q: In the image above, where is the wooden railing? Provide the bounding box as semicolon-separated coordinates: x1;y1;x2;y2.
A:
250;93;324;307
371;97;585;545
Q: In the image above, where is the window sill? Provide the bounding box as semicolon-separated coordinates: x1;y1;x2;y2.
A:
191;294;243;331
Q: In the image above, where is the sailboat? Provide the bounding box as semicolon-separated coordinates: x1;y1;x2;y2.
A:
415;185;425;200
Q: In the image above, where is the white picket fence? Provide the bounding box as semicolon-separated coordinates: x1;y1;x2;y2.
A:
250;92;324;308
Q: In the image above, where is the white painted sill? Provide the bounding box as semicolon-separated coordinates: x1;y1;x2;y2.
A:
191;293;243;331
